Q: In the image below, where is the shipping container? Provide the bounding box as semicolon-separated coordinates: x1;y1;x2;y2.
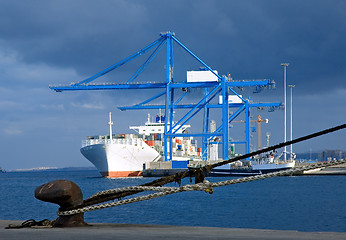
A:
172;160;189;169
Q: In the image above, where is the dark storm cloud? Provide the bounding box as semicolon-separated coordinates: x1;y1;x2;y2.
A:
1;0;345;94
0;1;150;71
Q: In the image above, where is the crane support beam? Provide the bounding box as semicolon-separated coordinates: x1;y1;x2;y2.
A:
50;79;273;92
171;84;222;134
249;102;282;108
165;133;223;138
118;102;281;111
74;37;165;86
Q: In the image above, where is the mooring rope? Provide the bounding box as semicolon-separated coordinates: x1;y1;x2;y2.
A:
6;219;53;229
57;158;346;216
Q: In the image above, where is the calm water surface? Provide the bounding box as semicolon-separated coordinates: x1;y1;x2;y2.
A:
0;170;345;232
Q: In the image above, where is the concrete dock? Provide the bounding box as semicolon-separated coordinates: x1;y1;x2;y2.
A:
296;162;346;175
2;220;346;240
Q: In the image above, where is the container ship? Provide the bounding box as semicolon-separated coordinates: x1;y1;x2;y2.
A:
81;112;295;178
80;113;202;177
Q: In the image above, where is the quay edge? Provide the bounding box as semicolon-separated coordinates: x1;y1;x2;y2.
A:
2;220;346;240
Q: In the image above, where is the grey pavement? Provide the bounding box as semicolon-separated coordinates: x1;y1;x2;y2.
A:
1;220;346;240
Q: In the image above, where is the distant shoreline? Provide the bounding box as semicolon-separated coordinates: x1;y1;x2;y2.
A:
4;166;97;173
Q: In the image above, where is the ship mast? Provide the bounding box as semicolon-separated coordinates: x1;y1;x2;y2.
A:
109;112;113;141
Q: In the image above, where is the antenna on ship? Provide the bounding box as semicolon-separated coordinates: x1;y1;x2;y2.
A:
266;132;271;148
109;112;113;141
147;113;151;124
159;108;162;123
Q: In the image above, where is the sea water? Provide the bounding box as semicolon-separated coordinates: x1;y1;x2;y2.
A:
0;170;345;232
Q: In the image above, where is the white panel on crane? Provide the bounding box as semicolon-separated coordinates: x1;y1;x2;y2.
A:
219;95;243;104
186;70;218;82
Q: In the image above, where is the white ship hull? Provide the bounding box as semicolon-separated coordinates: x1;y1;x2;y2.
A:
252;160;295;171
209;160;295;176
81;138;161;177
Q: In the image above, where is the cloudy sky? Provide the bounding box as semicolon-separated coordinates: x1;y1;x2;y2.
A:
1;0;345;170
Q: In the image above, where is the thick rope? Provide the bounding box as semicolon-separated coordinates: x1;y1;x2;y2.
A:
211;159;346;188
58;181;214;216
6;219;54;229
57;158;346;216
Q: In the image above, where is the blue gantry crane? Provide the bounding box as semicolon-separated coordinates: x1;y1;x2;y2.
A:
50;32;281;162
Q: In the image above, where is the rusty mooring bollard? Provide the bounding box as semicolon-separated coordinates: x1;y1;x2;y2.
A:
35;180;88;227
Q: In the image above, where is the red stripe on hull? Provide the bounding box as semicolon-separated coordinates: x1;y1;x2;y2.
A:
101;171;142;178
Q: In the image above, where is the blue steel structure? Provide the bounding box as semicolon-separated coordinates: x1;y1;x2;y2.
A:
50;32;281;162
